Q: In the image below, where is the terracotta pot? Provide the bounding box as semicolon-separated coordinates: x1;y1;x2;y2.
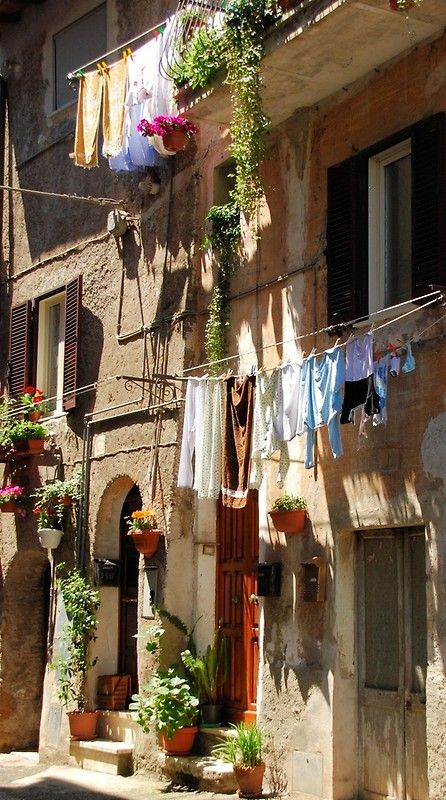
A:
269;508;306;533
27;438;45;454
68;710;98;740
0;500;17;513
234;763;266;796
127;528;162;557
161;725;198;755
28;410;42;422
278;0;297;9
389;0;414;9
12;439;28;453
38;527;63;549
60;495;72;507
162;130;188;153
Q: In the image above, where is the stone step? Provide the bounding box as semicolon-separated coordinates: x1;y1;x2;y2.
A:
160;753;237;794
195;725;235;756
96;710;138;744
70;739;134;777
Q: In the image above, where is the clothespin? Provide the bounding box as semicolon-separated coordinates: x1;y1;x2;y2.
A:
123;47;132;60
387;341;398;355
75;69;85;79
334;337;341;348
96;62;103;74
309;347;317;357
101;61;109;74
374;348;382;362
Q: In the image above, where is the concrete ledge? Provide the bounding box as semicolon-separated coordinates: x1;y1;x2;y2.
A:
160;753;237;794
70;739;134;776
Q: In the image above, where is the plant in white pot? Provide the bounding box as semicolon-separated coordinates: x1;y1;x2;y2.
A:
51;566;100;740
269;493;307;533
33;472;82;549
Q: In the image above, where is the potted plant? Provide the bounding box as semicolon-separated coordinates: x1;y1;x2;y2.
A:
0;484;25;513
137;115;199;153
130;668;199;755
8;419;47;454
389;0;421;9
126;507;163;557
19;386;48;421
213;722;266;795
269;493;307;533
181;629;228;726
33;504;64;549
51;566;100;739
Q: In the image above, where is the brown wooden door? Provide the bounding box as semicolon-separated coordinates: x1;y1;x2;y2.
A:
217;490;259;721
119;486;140;696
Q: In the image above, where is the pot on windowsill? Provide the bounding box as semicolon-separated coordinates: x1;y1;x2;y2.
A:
127;528;163;557
38;527;63;549
28;410;42;422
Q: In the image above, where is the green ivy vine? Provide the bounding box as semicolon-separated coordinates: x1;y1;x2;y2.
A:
224;0;281;217
204;203;241;366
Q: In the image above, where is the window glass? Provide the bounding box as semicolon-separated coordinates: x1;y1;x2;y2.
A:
53;4;107;110
384;154;412;307
37;293;65;414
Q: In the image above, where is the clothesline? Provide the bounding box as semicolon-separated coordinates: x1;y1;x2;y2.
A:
178;289;444;376
0;184;122;206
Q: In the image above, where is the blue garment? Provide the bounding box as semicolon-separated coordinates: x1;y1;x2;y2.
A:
303;347;345;469
372;355;389;426
401;342;416;373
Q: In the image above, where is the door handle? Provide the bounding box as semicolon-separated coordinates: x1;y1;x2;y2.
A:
232;595;240;605
249;594;259;605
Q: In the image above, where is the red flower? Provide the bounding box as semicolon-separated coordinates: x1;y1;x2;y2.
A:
23;386;36;394
33;506;41;515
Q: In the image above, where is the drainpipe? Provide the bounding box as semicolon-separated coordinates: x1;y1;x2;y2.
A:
0;76;6;254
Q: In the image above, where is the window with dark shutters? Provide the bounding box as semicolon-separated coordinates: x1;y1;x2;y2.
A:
411;114;446;295
9;301;32;395
63;275;82;411
326;113;446;323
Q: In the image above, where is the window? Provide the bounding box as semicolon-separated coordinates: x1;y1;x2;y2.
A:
8;277;82;413
53;4;107;110
326;114;446;324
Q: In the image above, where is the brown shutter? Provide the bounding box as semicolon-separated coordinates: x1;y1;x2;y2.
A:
63;275;82;411
9;301;32;395
411;113;446;295
326;156;368;325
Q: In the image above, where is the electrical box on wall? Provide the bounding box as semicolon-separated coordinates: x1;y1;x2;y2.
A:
302;556;327;602
94;558;121;587
257;562;282;597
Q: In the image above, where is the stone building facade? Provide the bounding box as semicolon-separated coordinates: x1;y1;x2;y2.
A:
0;1;446;799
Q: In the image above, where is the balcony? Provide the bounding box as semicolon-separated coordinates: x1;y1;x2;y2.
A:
177;0;446;126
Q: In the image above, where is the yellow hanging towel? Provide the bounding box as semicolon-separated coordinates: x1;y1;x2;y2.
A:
74;70;103;168
102;59;129;158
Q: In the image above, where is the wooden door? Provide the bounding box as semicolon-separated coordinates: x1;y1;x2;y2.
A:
118;486;140;696
217;490;259;722
358;528;428;800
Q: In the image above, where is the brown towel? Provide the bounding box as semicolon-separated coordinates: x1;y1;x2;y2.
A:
74;71;103;168
221;375;255;509
103;59;128;157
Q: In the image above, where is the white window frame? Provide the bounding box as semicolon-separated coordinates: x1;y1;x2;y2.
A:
368;138;411;314
36;292;66;415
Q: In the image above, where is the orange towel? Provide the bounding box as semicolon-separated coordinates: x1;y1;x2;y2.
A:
103;59;129;158
221;375;255;509
74;71;103;168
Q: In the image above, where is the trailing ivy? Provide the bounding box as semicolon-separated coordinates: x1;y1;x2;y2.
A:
224;0;281;216
171;26;226;91
204;203;241;366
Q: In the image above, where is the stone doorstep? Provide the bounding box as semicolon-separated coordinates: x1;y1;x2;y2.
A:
69;739;134;777
195;725;236;757
160;753;237;794
96;710;139;744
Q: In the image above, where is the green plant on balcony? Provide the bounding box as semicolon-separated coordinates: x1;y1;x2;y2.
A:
223;0;281;217
171;25;226;91
203;202;241;365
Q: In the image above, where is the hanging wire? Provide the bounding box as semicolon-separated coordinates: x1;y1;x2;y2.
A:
177;289;444;375
0;183;121;207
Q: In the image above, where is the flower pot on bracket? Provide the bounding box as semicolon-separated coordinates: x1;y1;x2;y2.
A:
269;508;307;533
127;529;162;557
162;130;188;153
27;438;45;454
161;725;198;755
38;527;63;549
0;501;17;513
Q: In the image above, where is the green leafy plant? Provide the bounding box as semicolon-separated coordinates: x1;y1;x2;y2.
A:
130;668;199;738
213;722;264;766
204;202;241;365
32;472;82;529
181;629;228;704
171;26;226;90
395;0;423;9
271;493;306;512
51;566;100;711
223;0;281;216
8;419;47;441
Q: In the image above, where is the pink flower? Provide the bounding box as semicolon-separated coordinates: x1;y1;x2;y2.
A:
138;115;199;138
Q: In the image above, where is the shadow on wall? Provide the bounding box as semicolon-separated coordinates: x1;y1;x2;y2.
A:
71;305;104;423
0;551;50;752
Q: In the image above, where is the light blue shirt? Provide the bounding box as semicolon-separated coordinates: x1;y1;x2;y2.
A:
303;347;345;469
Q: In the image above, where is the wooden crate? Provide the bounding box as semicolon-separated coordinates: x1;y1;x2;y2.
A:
96;674;131;710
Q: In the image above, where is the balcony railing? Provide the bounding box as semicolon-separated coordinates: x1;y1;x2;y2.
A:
161;0;225;79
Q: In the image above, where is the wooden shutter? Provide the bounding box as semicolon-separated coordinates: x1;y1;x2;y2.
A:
63;275;82;411
9;301;32;395
411;113;446;295
326;156;368;325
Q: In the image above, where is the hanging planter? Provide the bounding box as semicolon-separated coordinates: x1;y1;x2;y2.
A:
38;527;63;549
269;494;307;533
127;528;163;557
162;129;188;153
28;437;46;454
0;500;18;513
0;484;25;513
138;115;199;155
